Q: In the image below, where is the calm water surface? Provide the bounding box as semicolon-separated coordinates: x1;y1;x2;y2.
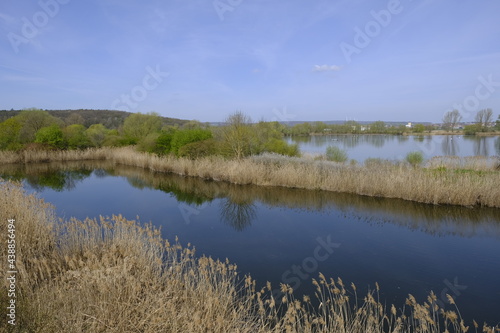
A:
287;135;500;161
1;161;499;326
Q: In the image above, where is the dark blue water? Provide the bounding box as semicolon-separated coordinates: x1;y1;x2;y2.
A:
1;161;499;326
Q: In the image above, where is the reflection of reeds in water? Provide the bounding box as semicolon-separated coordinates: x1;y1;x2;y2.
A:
1;147;500;208
1;181;498;332
1;160;499;238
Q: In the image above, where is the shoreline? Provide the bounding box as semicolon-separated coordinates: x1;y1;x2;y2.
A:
307;131;500;136
0;147;499;208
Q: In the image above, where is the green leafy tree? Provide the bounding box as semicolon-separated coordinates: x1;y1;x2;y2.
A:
413;124;425;133
178;139;217;159
170;128;213;156
312;121;327;133
154;131;175;154
0;118;22;150
16;108;61;143
290;122;312;136
344;120;361;133
63;124;91;149
369;121;386;133
137;133;161;153
122;112;162;143
464;124;480;135
85;124;108;147
65;112;85;126
263;139;299;156
253;121;283;153
35;125;65;149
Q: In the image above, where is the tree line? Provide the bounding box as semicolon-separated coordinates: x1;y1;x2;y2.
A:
0;109;187;129
0;109;299;158
282;120;432;136
442;108;499;134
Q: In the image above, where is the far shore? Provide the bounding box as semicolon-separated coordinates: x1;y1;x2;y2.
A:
307;130;500;136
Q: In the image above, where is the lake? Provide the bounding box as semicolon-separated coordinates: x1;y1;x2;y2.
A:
1;160;499;326
287;135;500;162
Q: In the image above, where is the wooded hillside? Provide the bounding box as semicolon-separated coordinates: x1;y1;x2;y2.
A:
0;109;188;129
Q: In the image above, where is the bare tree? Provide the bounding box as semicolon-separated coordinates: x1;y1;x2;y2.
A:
442;110;462;132
218;111;255;159
475;108;494;131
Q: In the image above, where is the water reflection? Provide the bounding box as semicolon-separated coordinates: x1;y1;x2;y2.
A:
289;134;500;161
441;136;459;156
467;137;489;156
1;161;499;238
220;198;257;231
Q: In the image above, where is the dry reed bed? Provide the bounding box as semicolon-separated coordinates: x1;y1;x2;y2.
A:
2;180;498;332
1;147;500;207
2;160;499;238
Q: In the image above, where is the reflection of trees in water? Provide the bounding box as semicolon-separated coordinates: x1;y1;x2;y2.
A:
368;135;386;147
441;136;459;156
463;136;491;156
413;136;425;143
26;170;91;192
309;136;330;148
219;198;256;231
341;136;360;148
93;168;108;178
495;137;500;155
2;160;500;237
126;176;149;190
396;135;409;143
473;137;489;156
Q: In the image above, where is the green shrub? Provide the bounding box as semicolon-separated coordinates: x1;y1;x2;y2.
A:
263;139;300;157
64;124;91;149
171;128;213;156
35;125;65;149
325;146;348;163
154;131;174;155
464;124;480;135
406;151;424;167
178;139;217;159
137;133;161;153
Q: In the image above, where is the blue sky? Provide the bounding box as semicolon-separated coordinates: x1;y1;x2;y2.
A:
1;0;499;123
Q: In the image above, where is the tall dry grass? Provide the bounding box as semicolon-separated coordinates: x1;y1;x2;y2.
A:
1;147;499;207
1;180;499;332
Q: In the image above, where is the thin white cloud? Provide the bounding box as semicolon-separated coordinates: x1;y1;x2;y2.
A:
1;74;45;83
312;64;341;72
0;12;16;25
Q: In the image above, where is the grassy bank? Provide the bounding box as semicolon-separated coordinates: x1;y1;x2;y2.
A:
1;147;499;207
1;180;498;332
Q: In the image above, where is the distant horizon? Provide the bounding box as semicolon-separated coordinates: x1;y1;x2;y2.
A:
2;108;495;125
